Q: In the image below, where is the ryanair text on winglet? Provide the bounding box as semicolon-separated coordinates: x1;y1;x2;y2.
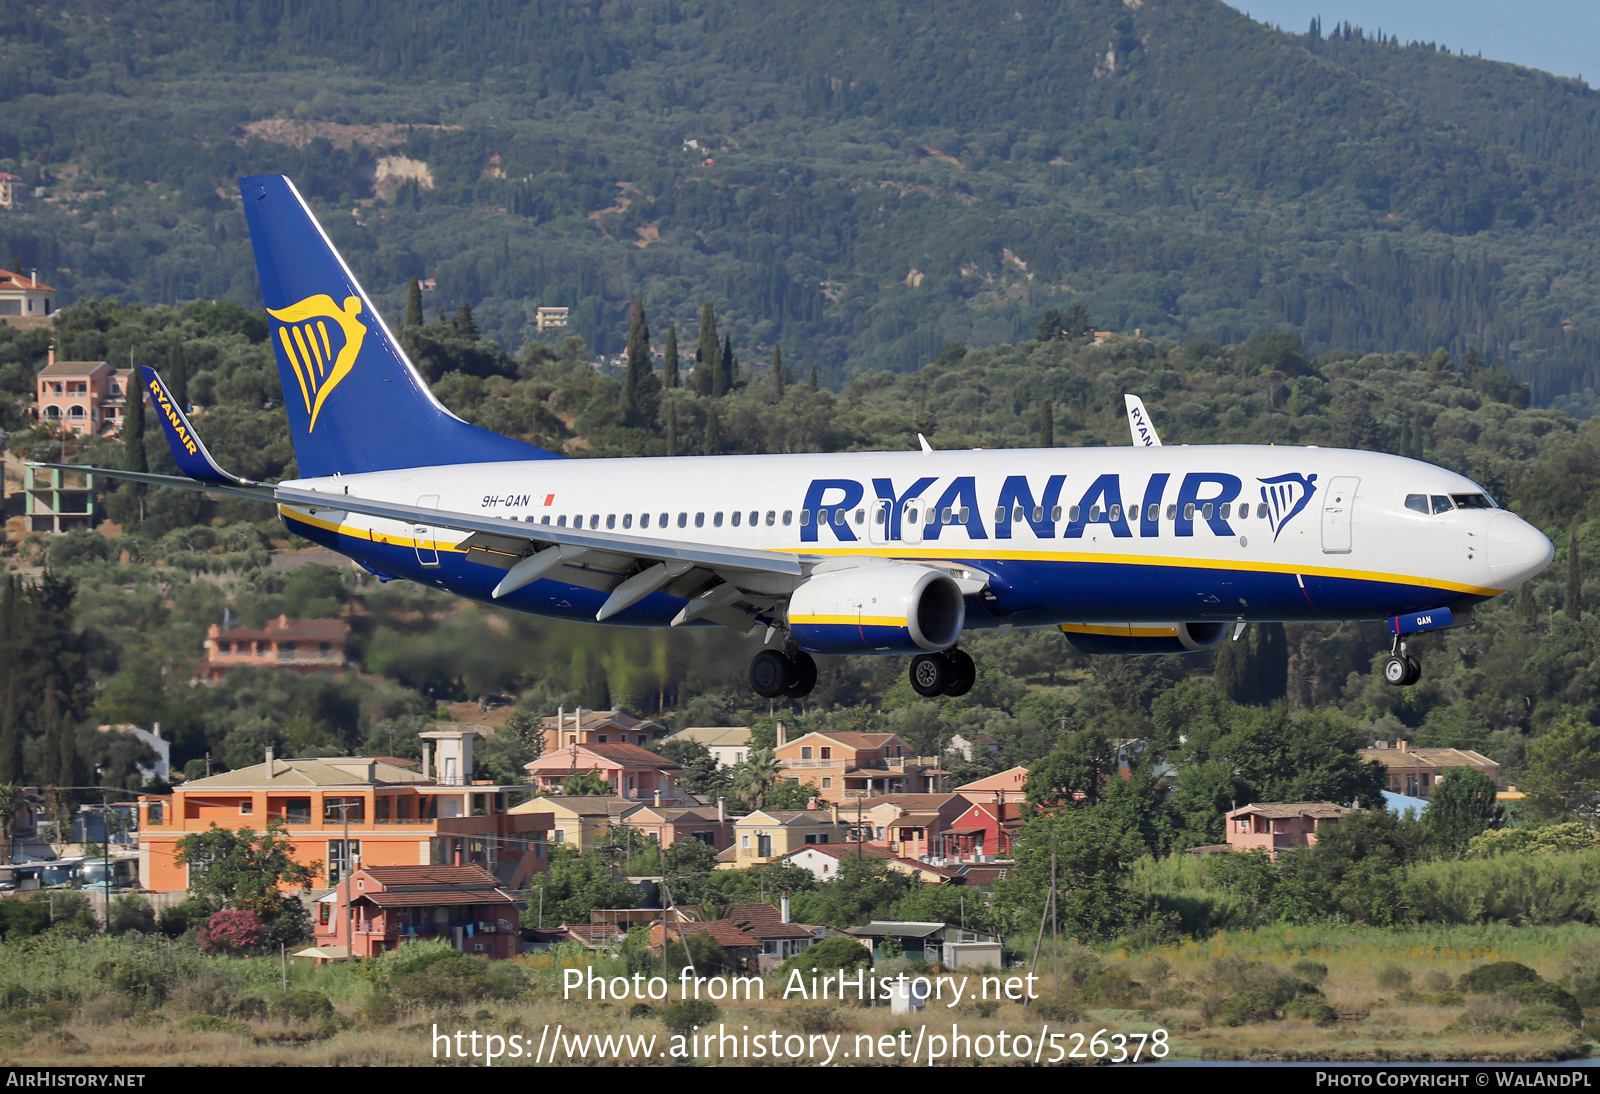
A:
149;378;198;456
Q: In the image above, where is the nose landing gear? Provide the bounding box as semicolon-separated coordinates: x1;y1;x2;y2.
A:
749;648;818;699
1381;638;1421;686
909;647;976;697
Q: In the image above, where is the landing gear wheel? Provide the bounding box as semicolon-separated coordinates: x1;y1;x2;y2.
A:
750;650;794;698
1403;654;1422;686
910;653;951;697
783;651;818;698
1382;654;1412;687
942;648;976;697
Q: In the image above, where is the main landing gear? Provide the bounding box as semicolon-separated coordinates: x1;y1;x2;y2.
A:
909;647;976;698
1382;638;1421;687
749;648;818;699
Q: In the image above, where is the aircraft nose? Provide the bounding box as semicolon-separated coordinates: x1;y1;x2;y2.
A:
1487;512;1554;590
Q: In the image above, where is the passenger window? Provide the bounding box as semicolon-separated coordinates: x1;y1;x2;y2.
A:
941;507;953;524
1013;506;1025;522
713;512;724;527
906;508;919;525
960;507;971;523
1167;504;1178;520
660;513;668;528
1256;503;1268;519
835;509;846;526
1051;505;1062;521
1184;504;1196;520
767;511;776;526
750;510;759;525
622;514;632;529
557;515;567;527
1147;504;1158;522
875;508;887;525
1219;503;1230;519
1035;506;1047;523
1069;506;1081;522
1089;505;1101;522
696;512;706;527
591;515;600;529
1431;495;1454;514
677;513;687;528
855;509;864;524
1405;494;1429;514
782;511;792;526
1202;503;1214;520
994;506;1006;523
800;510;811;527
731;511;741;527
541;515;551;525
1233;503;1244;520
606;514;616;530
640;513;650;528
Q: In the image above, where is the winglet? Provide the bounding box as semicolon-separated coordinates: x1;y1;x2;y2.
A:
139;366;252;486
1124;394;1162;447
917;433;933;453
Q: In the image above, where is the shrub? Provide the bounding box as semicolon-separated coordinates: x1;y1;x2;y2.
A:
276;990;333;1023
179;1015;250;1035
389;951;525;1007
1032;998;1079;1022
1290;959;1328;985
1507;981;1583;1025
1284;995;1339;1025
1467;824;1600;858
157;896;216;939
787;1003;846;1034
1375;964;1412;992
200;909;266;953
1423;970;1454;994
1457;962;1542;994
658;997;719;1034
107;895;156;936
1079;968;1147;1008
777;936;872;980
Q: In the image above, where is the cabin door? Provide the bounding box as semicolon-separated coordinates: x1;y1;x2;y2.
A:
414;495;441;567
1321;477;1359;554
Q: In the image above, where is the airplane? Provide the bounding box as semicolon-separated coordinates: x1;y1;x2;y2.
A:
39;175;1556;700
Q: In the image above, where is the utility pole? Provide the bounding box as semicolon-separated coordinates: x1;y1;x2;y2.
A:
329;800;356;961
1051;828;1059;1000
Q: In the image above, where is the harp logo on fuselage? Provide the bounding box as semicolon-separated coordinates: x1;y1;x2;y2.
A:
266;294;368;432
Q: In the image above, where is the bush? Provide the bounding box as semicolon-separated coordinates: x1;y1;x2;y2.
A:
657;997;719;1034
1467;824;1600;858
389;951;525;1007
1284;995;1339;1025
1457;962;1542;994
1032;998;1079;1022
1507;981;1584;1025
1375;963;1412;992
777;936;872;980
1290;959;1328;985
179;1015;250;1035
276;990;333;1023
157;896;216;938
201;909;266;953
107;895;156;936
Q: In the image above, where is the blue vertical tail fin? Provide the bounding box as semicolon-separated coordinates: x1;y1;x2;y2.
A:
239;174;559;478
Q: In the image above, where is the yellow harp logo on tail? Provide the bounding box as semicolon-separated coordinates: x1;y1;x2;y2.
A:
266;295;367;432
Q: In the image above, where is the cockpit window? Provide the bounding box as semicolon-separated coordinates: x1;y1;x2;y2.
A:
1451;493;1494;510
1430;495;1454;514
1405;494;1429;514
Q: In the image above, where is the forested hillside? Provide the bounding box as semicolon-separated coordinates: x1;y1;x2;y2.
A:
4;1;1600;408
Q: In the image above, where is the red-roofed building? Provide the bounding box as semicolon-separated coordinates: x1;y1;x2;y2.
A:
201;615;351;682
939;799;1024;862
648;920;762;971
540;708;670;753
1225;802;1354;858
314;864;519;959
524;741;686;803
0;268;54;328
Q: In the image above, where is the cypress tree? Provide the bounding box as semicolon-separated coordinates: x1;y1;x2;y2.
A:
719;334;735;396
622;299;659;428
662;323;679;389
1039;398;1054;447
772;344;785;396
405;278;424;327
665;401;678;457
694;302;718;397
123;364;147;474
455;301;479;341
704;404;722;455
0;675;19;786
810;365;819;392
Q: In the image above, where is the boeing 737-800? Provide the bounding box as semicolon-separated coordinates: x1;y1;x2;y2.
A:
40;175;1556;699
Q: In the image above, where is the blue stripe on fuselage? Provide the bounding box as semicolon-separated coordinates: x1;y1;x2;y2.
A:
281;514;1486;630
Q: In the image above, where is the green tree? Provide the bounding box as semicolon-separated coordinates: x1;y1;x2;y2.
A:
729;749;781;808
621;297;660;428
1037;398;1053;447
165;337;189;410
719;334;736;396
1524;716;1600;825
1213;623;1288;705
994;808;1144;940
0;783;26;864
561;768;612;796
524;846;639;926
1062;303;1091;340
658;737;726;797
175;820;317;944
1024;730;1114;808
771;344;786;396
1035;309;1065;342
1272;809;1422;926
405;278;424;327
693;302;718;397
1423;767;1503;854
662;322;679;389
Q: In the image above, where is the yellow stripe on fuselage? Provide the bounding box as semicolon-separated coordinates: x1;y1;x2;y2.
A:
1060;623;1182;638
789;614;907;628
276;506;1504;598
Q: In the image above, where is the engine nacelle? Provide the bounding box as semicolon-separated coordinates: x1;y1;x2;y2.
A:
788;562;965;654
1060;621;1229;656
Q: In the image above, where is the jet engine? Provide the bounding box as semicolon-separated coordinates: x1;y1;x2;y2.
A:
788;562;965;654
1060;621;1229;655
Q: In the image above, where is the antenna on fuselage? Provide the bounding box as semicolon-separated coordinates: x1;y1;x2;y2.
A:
1123;394;1163;447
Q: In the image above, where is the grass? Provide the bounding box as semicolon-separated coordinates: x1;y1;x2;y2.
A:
0;923;1591;1065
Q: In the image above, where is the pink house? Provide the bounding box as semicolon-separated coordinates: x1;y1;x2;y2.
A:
524;741;685;803
954;766;1029;805
1225;802;1354;858
940;799;1023;862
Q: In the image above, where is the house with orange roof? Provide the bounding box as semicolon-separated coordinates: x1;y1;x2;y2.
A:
954;765;1030;805
0;268;55;328
843;793;969;860
201;615;351;682
314;864;519;959
523;741;685;803
138;728;553;893
1225;802;1354;858
774;728;945;803
648;920;762;971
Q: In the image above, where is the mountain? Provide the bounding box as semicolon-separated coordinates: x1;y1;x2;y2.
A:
4;1;1600;409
